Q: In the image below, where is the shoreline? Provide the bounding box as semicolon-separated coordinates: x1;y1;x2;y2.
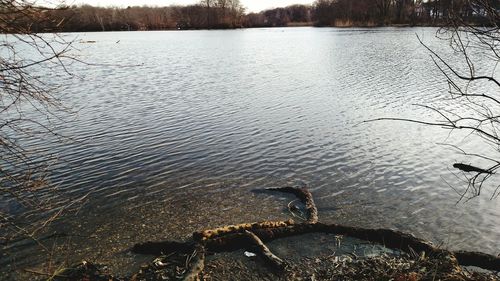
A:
14;187;500;280
36;24;442;34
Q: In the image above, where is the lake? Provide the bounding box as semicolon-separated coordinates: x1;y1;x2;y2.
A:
2;27;499;275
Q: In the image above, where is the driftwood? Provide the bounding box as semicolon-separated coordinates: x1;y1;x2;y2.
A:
132;186;500;280
266;187;318;223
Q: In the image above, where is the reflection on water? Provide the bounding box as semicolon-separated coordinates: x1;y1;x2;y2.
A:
2;27;499;274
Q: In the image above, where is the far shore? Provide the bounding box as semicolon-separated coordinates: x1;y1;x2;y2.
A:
55;24;447;34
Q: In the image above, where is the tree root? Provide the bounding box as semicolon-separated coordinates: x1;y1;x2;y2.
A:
182;244;205;281
454;250;500;271
242;230;285;271
266;186;318;223
132;240;195;256
135;223;439;259
130;186;500;280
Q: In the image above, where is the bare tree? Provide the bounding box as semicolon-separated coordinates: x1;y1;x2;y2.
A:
376;0;392;23
0;0;83;245
368;0;500;201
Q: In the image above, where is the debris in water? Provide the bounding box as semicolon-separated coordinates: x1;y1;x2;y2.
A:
244;251;257;257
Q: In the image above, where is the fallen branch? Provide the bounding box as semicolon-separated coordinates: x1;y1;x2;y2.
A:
453;250;500;271
266;187;318;223
182;244;205;281
453;163;494;174
136;223;436;258
193;219;294;241
135;223;500;272
242;230;286;271
132;240;194;256
208;223;439;256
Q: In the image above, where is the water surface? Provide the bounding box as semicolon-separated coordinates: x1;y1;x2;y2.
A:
2;27;499;274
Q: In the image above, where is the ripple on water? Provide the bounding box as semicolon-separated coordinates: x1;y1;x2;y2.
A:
3;28;500;272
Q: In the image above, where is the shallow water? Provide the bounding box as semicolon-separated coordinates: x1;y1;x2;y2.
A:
2;27;499;276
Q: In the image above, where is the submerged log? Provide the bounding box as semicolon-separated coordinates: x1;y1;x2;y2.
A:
453;163;493;174
454;250;500;271
136;223;438;258
133;224;500;272
206;223;440;256
266;186;319;223
132;241;194;256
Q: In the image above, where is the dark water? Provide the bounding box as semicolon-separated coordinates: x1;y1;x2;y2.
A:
2;27;499;274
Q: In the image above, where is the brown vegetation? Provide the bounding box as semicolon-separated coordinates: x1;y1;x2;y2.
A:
0;0;84;246
313;0;500;27
31;1;246;31
8;0;498;32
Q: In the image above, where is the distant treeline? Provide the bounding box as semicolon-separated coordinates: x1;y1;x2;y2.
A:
313;0;500;27
34;1;246;32
7;0;500;32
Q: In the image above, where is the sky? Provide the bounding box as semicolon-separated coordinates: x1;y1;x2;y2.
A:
67;0;314;13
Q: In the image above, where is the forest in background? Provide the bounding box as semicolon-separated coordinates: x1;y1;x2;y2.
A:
5;0;500;32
